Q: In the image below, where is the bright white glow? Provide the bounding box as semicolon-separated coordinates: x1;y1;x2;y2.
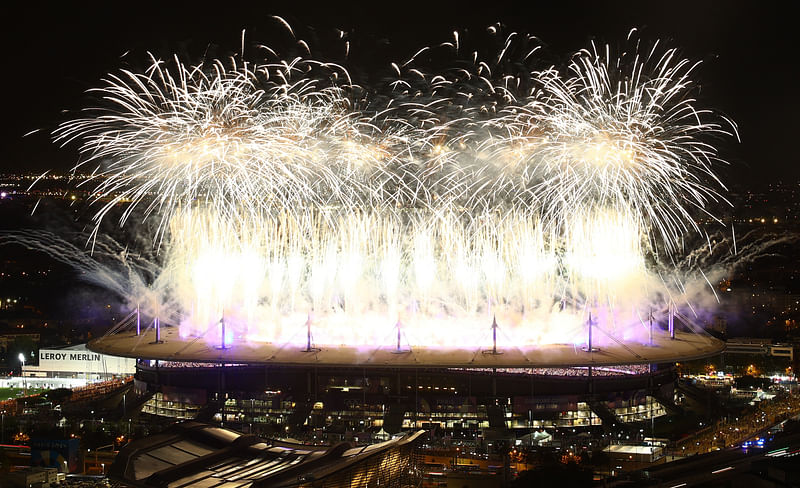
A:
47;29;735;350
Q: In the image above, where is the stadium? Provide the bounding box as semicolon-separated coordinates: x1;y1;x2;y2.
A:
87;310;723;440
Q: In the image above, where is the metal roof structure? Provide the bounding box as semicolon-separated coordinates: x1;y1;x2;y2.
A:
110;422;424;488
89;324;725;368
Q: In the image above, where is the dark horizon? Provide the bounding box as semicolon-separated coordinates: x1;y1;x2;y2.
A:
3;1;797;184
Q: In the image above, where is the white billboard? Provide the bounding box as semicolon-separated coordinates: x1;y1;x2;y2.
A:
29;344;135;376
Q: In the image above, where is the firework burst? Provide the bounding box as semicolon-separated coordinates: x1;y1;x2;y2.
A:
46;27;736;350
510;34;735;253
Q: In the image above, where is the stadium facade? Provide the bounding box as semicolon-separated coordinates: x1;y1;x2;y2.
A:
81;316;724;446
130;360;677;443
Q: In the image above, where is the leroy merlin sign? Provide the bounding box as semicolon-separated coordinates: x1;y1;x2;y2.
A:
40;351;101;361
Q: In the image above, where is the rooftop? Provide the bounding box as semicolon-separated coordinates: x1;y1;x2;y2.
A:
110;422;423;488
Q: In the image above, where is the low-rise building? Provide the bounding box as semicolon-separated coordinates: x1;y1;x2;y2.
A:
18;343;135;389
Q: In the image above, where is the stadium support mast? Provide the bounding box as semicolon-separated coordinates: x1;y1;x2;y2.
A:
392;321;410;354
217;314;229;350
302;314;320;353
582;312;598;353
152;317;162;344
482;315;503;355
150;300;164;344
588;312;593;351
491;316;498;354
668;302;675;340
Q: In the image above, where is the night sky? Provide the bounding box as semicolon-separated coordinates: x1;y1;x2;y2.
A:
3;1;797;184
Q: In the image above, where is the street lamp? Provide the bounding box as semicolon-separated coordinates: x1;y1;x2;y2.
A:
18;353;26;394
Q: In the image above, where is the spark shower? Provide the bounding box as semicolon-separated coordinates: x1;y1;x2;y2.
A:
50;24;737;351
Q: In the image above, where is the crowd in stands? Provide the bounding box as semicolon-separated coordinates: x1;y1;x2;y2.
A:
149;361;650;375
452;364;651;377
141;360;245;368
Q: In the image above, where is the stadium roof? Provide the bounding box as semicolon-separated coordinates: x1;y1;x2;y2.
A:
89;326;725;368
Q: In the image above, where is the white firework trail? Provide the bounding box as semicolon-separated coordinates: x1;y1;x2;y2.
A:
38;27;739;349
